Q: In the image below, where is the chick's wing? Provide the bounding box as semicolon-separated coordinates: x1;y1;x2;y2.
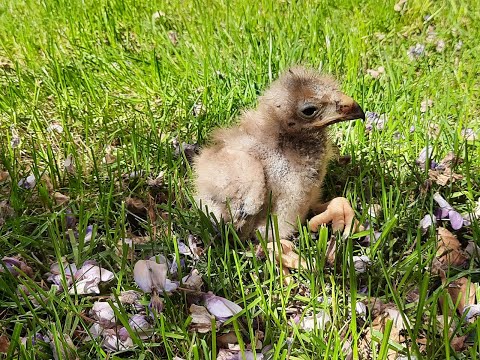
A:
194;147;266;230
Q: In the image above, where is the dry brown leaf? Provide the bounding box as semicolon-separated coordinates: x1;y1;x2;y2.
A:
428;152;463;186
147;194;157;237
103;146;116;164
442;277;476;315
451;335;467;352
363;297;387;318
326;238;337;266
436;227;467;267
41;175;54;192
0;200;14;227
439;152;463;167
54;192;70;206
125;197;146;213
182;269;203;291
0;171;9;182
0;335;10;354
189;304;215;333
428;168;463;186
465;241;480;259
217;332;239;348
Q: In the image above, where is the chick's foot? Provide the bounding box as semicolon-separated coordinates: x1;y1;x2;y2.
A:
256;239;307;285
309;197;362;239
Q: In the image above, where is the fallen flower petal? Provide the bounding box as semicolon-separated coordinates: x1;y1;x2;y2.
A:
419;214;436;234
1;257;33;278
70;277;100;295
128;314;153;339
91;301;117;328
47;261;77;287
385;307;410;330
64;155;75;174
298;310;331;331
76;262;114;283
164;279;179;292
463;304;480;321
84;225;94;243
355;302;367;318
217;349;264;360
102;333;134;351
46;123;63;133
86;323;105;340
433;192;452;210
420;99;433;113
204;293;242;321
436;40;446;52
69;262;114;295
352;255;371;273
415;146;433;170
18;174;36;189
393;0;407;11
448;210;464;230
133;260;168;293
408;43;425;60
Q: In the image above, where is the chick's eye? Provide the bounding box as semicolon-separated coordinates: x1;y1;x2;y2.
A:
300;105;318;117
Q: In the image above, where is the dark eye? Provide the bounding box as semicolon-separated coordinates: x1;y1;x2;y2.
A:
299;103;318;118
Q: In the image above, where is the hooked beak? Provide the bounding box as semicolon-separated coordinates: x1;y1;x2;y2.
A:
313;94;365;128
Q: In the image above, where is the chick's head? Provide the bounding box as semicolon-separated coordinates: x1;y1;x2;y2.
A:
259;66;365;134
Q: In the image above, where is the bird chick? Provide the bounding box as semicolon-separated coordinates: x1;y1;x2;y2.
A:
193;66;365;243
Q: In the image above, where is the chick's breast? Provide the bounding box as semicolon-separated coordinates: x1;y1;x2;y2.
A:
193;130;268;237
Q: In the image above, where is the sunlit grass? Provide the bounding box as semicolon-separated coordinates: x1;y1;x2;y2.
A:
1;0;479;359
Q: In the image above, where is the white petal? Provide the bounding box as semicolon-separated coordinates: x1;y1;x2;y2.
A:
352;255;371;273
299;310;331;331
204;294;242;320
91;302;117;328
134;260;167;293
463;304;480;321
69;278;100;295
102;334;134;351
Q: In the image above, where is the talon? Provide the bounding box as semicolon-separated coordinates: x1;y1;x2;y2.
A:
309;197;361;238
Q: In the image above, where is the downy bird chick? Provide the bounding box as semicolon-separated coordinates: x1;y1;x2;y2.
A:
194;66;365;245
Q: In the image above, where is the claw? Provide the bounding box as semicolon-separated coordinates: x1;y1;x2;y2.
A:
309;197;362;239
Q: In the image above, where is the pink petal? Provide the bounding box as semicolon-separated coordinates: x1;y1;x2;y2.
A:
448;210;464;230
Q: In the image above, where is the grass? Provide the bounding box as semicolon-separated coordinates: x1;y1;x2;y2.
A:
1;0;480;358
